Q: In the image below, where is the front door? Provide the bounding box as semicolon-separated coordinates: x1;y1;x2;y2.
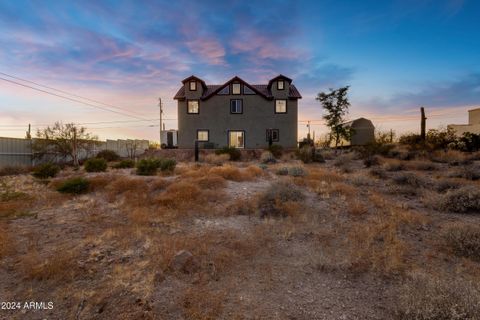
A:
228;131;245;148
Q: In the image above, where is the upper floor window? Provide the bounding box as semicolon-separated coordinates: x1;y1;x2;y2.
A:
230;99;243;114
189;81;197;91
275;100;287;113
218;86;229;95
277;80;284;90
232;83;241;95
187;100;199;114
243;86;256;95
197;130;209;141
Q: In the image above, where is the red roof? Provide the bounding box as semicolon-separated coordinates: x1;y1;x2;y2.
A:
173;75;302;100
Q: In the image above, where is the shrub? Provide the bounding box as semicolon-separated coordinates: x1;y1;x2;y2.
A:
296;146;324;163
159;158;176;172
436;186;480;213
442;223;480;261
434;179;460;193
363;155;381;168
258;181;305;218
215;147;241;161
204;154;229;166
96;149;120;161
396;272;480;320
406;160;437;171
0;166;30;176
383;160;405;171
112;159;135;169
333;153;354;172
56;177;90;194
267;144;283;158
288;166;307;177
32;163;60;179
392;172;425;187
449;165;480;181
430;149;470;165
276;167;289;176
84;158;107;172
136;158;161;176
260;151;276;164
369;167;387;179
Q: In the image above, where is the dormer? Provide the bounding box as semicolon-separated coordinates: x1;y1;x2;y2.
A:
181;75;207;99
268;74;292;98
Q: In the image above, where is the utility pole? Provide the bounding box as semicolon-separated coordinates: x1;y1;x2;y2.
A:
420;107;427;141
158;98;163;148
307;121;311;140
26;124;31;139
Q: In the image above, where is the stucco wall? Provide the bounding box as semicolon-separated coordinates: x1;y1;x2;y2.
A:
177;88;298;149
469;109;480;125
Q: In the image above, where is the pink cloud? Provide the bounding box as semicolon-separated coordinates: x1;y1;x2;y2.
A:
185;38;226;65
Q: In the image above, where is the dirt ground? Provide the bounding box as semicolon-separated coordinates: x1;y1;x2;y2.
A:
1;152;480;319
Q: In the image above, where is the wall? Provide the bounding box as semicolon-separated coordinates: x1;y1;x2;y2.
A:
177;92;298;149
469;108;480;125
0;137;149;167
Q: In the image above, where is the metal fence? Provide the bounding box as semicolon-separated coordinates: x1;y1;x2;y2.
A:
0;137;149;167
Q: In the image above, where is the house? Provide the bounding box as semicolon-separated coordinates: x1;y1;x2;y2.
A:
448;108;480;135
338;117;375;146
173;75;301;149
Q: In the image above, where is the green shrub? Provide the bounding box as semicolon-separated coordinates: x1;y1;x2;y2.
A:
136;158;161;176
159;158;176;172
96;150;120;161
56;177;90;194
84;158;107;172
442;223;480;261
215;147;241;161
276;167;289;176
288;166;307;177
113;159;135;169
32;163;60;179
267;144;283;158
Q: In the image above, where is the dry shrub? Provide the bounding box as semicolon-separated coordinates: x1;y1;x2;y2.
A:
193;175;227;190
449;165;480;181
430;149;470;165
0;192;32;219
442;222;480;260
369;167;388;179
0;222;12;258
431;186;480;213
333;153;355;173
209;164;261;182
183;286;225;320
391;172;426;187
225;197;256;216
348;174;375;186
396;272;480;320
0;165;30;176
347;199;369;215
20;245;79;281
257;181;304;218
434;178;461;193
204;153;229;166
88;175;113;191
307;168;343;183
406;160;438;171
106;177;149;200
383;159;405;171
330;182;356;197
149;178;171;192
176;164;210;178
156;181;202;210
369;192;387;209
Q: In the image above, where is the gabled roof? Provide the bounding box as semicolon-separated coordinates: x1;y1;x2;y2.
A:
181;75;207;90
267;74;292;89
173;75;302;100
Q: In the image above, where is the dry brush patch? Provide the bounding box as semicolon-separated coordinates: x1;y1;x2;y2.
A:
441;222;480;261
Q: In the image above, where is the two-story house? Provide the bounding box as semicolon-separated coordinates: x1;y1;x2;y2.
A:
173;75;301;149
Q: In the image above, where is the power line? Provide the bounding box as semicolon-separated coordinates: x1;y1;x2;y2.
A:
0;76;149;120
0;71;151;119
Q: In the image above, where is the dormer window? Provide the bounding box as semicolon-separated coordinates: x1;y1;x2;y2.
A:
189;81;197;91
277;80;284;90
232;83;241;95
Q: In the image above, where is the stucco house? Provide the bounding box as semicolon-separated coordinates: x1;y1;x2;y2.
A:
173;75;301;149
448;107;480;135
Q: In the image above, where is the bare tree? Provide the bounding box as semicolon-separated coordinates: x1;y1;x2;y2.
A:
33;122;98;166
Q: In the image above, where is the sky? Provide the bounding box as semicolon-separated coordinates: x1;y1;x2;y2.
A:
0;0;479;142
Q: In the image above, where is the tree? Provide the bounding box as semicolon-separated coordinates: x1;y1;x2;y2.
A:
33;122;98;167
316;86;351;149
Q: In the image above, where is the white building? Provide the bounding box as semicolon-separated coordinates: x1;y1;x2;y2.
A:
448;108;480;135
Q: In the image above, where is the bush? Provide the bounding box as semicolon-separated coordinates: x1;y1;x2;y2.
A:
369;167;387;179
215;147;241;161
434;179;460;193
136;158;161;176
267;144;283;158
296;146;324;163
449;165;480;181
258;181;304;218
436;186;480;213
442;223;480;261
288;166;307;177
396;272;480;320
0;166;31;176
392;172;425;187
260;151;276;164
112;159;135;169
32;163;60;179
56;177;90;194
84;158;107;172
276;167;289;176
96;150;120;161
159;158;176;172
363;155;381;168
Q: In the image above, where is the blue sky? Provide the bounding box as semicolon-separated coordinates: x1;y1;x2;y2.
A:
0;0;479;140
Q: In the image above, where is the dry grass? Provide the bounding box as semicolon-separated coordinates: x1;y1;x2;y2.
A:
382;159;405;171
225;197;257;216
203;154;230;166
347;198;369;215
442;222;480;261
426;186;480;213
183;286;226;319
406;160;438;171
257;181;304;218
208;164;264;182
0;222;12;258
396;272;480;319
430;149;470;165
192;175;228;189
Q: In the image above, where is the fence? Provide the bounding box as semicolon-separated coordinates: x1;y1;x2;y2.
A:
0;137;149;167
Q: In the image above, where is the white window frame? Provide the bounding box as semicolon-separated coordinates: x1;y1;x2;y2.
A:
189;81;197;91
277;80;284;90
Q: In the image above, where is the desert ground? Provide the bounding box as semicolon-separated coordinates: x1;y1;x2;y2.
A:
1;149;480;319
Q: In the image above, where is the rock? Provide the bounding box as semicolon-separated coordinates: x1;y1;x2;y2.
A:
170;250;196;273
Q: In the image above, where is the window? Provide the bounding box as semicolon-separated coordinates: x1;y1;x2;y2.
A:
266;129;279;142
229;131;244;148
232;83;241;95
187;100;199;114
277;80;284;90
189;81;197;91
243;86;255;95
218;86;229;95
275;100;287;113
197;130;209;141
230;99;243;114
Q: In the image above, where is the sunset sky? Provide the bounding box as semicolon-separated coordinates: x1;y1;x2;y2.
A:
1;0;479;141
